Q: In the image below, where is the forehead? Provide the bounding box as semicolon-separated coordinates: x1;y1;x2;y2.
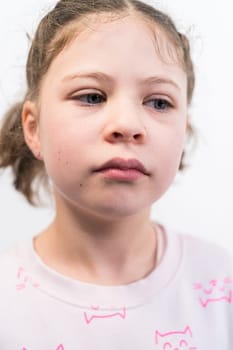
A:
44;14;186;90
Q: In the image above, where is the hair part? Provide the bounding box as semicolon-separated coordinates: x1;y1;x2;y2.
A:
0;0;196;205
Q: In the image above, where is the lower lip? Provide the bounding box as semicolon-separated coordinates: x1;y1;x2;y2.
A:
97;168;145;181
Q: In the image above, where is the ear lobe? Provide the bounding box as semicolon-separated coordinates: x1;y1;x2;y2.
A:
186;116;193;135
22;100;43;160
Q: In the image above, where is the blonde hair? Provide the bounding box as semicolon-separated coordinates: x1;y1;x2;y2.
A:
0;0;195;205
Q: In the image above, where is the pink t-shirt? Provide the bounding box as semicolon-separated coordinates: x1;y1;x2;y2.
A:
0;226;232;349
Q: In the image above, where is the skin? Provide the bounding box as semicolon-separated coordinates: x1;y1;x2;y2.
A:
22;14;188;285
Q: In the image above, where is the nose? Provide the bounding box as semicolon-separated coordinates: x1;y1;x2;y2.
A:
102;99;147;144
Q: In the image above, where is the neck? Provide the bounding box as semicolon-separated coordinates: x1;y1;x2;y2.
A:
34;202;157;285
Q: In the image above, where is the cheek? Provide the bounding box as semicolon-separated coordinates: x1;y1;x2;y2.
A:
153;123;186;167
150;124;186;195
163;132;185;165
39;120;81;179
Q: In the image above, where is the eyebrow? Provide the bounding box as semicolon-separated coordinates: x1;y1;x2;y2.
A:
61;71;181;91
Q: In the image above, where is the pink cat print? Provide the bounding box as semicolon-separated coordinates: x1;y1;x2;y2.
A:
155;326;198;349
22;345;64;350
193;276;232;307
16;267;40;291
84;305;127;324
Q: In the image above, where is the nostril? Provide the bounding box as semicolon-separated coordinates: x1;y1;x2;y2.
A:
107;129;145;143
134;133;142;140
112;132;122;139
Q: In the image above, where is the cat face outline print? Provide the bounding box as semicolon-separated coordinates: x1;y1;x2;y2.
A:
193;276;232;307
155;326;198;349
84;305;127;324
22;344;64;350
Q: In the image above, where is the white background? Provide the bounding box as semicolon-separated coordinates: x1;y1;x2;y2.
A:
0;0;233;252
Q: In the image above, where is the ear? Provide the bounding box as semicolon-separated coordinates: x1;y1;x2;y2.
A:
22;100;43;160
183;326;192;337
186;115;193;135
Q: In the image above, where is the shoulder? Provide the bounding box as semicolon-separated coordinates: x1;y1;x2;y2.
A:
180;232;233;262
172;230;233;278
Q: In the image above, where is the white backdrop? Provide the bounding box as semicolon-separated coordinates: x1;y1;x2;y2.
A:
0;0;233;252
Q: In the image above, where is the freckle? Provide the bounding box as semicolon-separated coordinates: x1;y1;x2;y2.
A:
79;183;83;188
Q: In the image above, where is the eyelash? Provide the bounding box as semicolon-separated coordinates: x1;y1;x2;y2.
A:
70;93;173;112
146;98;173;111
71;93;106;105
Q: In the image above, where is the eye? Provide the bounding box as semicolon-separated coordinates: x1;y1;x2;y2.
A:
224;276;232;284
179;339;189;346
209;280;217;286
193;283;202;290
71;93;106;106
144;98;173;112
163;342;172;349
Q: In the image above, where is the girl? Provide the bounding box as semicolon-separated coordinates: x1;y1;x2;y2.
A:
0;0;232;349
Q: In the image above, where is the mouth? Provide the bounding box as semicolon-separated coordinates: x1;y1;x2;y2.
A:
93;157;150;181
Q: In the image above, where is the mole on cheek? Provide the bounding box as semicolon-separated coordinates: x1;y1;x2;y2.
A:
57;150;62;161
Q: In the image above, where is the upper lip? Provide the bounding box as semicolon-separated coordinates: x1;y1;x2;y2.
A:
94;157;149;175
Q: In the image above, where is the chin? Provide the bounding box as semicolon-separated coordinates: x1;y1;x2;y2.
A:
58;187;156;219
89;199;152;221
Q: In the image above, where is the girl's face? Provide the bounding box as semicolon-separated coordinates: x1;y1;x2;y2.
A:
25;15;188;219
